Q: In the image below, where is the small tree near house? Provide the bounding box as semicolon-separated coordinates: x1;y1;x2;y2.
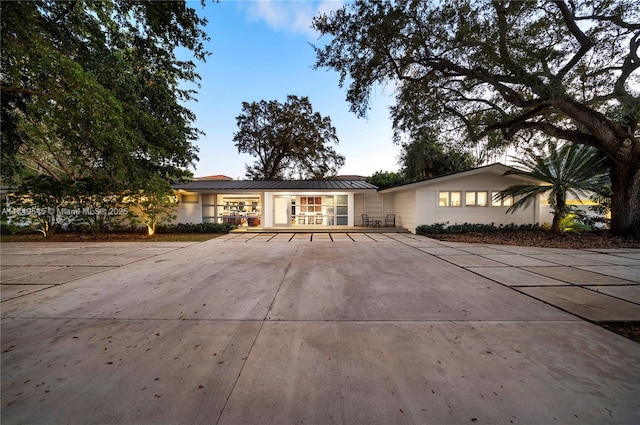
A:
125;182;178;236
494;142;610;233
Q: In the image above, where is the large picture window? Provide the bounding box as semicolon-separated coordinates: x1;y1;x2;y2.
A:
293;195;348;225
201;194;262;226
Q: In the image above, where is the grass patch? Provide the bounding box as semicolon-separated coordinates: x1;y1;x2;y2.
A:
0;233;222;243
144;233;222;242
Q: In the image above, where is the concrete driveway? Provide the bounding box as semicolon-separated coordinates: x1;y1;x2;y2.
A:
1;233;639;424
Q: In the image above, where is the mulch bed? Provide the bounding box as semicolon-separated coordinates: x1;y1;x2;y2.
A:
427;229;640;249
600;322;640;343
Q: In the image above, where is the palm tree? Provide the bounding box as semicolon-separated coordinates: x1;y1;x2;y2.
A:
495;142;610;233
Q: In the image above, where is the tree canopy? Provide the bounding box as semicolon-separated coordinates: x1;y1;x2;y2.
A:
233;95;345;180
1;0;209;187
366;170;406;189
399;128;478;181
313;0;640;236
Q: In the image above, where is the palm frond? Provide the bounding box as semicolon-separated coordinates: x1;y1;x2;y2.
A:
497;140;610;220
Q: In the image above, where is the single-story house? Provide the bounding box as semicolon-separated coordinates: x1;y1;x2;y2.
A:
173;163;602;232
173;179;378;228
377;163;543;231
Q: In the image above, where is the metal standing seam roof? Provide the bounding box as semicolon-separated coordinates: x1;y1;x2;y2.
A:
173;180;378;191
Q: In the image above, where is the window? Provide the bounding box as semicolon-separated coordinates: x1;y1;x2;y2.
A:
491;192;513;207
181;194;199;203
439;191;461;207
214;194;262;226
465;191;488;206
293;195;348;226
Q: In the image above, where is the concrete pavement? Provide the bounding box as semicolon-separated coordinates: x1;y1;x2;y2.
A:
1;234;639;424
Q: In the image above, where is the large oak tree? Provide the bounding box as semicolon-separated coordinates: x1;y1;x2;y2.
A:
313;0;640;236
234;95;345;180
1;0;209;188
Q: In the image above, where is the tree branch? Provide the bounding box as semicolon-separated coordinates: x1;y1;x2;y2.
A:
492;1;518;74
485;103;554;135
553;0;593;79
1;86;44;97
614;33;640;98
500;121;601;148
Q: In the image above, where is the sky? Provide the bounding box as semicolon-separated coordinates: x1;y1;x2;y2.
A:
182;0;402;180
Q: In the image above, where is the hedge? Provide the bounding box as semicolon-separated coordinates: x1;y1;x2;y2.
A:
416;222;541;235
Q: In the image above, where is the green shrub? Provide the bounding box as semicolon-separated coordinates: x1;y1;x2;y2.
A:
156;222;235;234
559;214;592;233
416;222;542;235
0;224;39;235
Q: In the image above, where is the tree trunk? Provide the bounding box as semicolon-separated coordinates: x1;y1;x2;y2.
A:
550;193;567;234
550;213;563;234
609;161;640;238
553;99;639;238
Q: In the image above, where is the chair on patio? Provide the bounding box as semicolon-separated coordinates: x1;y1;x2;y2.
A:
384;214;396;227
361;213;371;227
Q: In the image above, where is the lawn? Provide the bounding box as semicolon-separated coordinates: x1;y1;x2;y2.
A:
0;233;223;243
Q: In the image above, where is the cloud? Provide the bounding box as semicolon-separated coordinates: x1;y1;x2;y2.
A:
242;0;344;39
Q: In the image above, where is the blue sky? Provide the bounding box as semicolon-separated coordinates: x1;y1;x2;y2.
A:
183;0;401;179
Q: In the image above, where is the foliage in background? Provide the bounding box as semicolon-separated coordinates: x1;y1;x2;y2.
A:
368;127;477;188
366;171;407;189
416;222;542;235
234;95;345;180
399;128;478;181
1;0;208;188
312;0;640;236
494;142;610;233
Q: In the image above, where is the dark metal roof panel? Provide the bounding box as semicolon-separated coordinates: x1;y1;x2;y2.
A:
173;180;378;191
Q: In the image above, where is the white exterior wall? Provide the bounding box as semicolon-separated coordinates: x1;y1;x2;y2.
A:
414;190;432;227
383;193;395;216
262;191;274;227
382;167;541;233
418;173;538;228
354;193;365;223
347;193;355;226
358;192;384;225
390;190;416;231
422;188;536;226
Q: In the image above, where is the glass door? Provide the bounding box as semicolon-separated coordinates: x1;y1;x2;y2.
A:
273;196;290;226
